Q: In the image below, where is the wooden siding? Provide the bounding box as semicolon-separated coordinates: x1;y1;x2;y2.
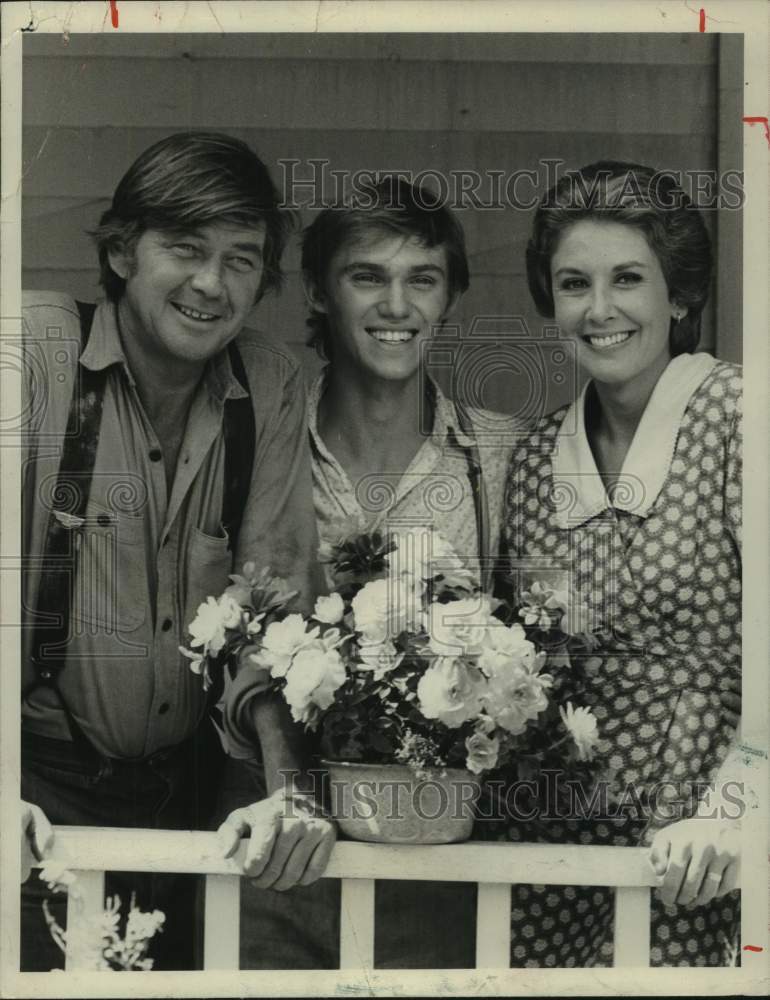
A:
21;32;741;413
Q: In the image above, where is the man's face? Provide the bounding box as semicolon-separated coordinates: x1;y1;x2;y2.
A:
110;222;266;370
312;232;456;383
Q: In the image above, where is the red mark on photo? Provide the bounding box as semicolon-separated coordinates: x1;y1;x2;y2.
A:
743;116;770;148
109;0;119;28
743;945;764;953
699;8;706;32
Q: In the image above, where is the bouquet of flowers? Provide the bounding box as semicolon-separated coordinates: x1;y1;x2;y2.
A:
181;527;603;799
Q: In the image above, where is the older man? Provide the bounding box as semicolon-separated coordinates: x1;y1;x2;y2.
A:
20;131;333;970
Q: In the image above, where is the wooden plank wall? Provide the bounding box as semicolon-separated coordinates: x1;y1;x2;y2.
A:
21;33;742;414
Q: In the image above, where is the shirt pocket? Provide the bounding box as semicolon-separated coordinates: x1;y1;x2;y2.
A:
71;505;146;632
182;525;233;637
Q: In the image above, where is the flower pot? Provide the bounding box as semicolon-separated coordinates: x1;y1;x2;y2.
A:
322;760;480;844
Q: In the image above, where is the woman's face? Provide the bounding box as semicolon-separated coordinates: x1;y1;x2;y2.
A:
550;219;683;392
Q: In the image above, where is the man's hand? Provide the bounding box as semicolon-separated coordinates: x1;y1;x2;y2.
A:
21;800;54;883
217;787;336;891
649;818;740;908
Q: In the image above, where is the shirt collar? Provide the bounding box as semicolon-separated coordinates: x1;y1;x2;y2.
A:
552;352;718;528
80;300;248;403
307;366;475;451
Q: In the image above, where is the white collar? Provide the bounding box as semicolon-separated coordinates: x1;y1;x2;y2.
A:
551;352;718;528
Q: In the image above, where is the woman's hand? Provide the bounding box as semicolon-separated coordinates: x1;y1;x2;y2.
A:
718;675;741;730
649;818;740;907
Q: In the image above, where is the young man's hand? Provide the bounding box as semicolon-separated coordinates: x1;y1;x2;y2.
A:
217;788;336;891
649;818;740;907
20;800;54;883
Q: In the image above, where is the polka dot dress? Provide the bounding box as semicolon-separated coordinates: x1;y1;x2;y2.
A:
496;360;742;967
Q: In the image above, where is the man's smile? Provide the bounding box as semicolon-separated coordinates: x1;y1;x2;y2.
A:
366;327;418;344
172;301;222;322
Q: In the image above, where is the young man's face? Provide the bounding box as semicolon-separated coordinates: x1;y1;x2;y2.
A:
311;232;456;383
109;222;266;370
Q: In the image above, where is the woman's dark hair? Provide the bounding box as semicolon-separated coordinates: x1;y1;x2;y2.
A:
525;161;712;355
92;131;295;302
300;175;470;358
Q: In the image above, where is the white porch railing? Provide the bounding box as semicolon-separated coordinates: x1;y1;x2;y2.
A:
33;827;657;970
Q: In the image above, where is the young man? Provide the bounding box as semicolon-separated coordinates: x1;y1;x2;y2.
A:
224;176;515;970
19;132;334;970
302;176;516;968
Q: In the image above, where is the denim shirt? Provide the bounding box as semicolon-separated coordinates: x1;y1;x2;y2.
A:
21;291;319;759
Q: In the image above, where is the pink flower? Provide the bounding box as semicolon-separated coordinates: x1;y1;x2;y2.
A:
417;657;484;729
483;658;552;735
465;730;500;774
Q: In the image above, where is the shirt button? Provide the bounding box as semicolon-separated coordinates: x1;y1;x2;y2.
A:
158;702;170;715
149;448;162;462
161;617;173;632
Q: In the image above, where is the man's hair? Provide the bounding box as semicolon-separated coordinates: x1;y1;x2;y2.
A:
92;131;294;302
300;175;470;358
526;160;712;355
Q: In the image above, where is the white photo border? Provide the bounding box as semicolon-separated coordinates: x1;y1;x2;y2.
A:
1;2;767;996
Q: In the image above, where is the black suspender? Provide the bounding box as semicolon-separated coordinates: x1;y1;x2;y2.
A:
24;302;256;746
454;403;493;594
26;302;101;704
222;341;256;551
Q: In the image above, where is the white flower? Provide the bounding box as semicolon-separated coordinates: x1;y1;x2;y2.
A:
187;596;227;656
519;580;591;635
39;861;78;894
246;613;266;636
124;905;165;947
217;593;243;630
560;702;600;761
478;625;544;678
179;645;204;668
351;578;418;642
417;657;484;729
465;730;500;774
424;596;496;657
313;593;345;624
254;614;319;678
282;643;347;725
389;527;475;587
357;639;404;680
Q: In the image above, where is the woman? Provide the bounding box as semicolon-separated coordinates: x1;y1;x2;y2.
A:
497;161;741;966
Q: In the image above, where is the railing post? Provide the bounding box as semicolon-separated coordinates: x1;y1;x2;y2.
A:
339;877;375;969
64;869;105;970
203;874;241;970
614;885;651;966
475;882;511;967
